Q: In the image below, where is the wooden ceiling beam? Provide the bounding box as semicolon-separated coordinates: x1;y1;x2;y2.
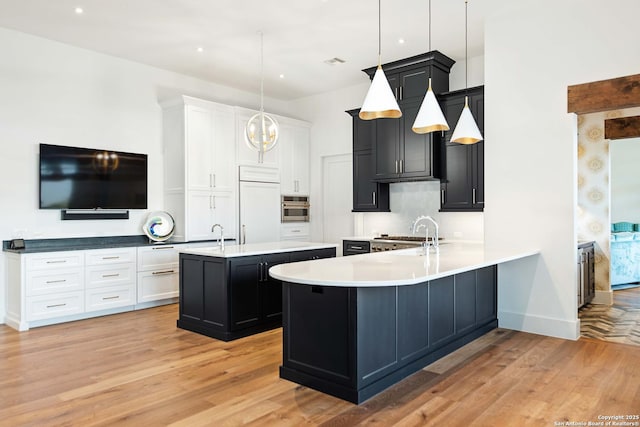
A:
605;115;640;140
567;73;640;114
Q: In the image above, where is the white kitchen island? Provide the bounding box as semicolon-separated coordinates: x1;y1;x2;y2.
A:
269;242;539;404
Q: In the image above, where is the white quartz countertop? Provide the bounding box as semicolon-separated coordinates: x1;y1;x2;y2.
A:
179;241;338;258
269;241;539;287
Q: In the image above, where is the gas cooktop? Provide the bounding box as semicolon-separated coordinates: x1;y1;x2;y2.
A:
373;235;439;242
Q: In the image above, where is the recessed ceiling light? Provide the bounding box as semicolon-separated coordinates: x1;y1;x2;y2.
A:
398;38;405;44
74;7;83;14
197;47;204;53
279;74;285;79
323;57;346;66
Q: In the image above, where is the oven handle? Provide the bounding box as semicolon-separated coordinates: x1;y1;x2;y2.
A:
282;202;310;208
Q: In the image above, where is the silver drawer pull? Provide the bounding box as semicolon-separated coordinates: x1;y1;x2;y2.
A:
102;256;120;260
152;270;175;275
46;279;67;284
46;260;67;264
46;303;67;308
350;246;363;250
102;273;120;278
102;296;120;300
152;246;174;250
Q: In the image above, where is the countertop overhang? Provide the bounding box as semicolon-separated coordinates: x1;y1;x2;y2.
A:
179;241;339;258
269;242;540;287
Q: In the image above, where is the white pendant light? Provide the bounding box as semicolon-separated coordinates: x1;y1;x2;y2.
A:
412;0;449;134
245;31;279;163
359;0;401;120
451;0;483;145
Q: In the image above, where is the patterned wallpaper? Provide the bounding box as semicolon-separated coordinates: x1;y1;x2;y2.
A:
577;107;640;294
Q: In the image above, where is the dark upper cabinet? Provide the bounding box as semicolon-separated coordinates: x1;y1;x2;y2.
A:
361;51;454;183
347;109;390;212
439;86;484;212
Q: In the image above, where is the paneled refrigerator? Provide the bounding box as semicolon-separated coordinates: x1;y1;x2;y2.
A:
238;165;281;244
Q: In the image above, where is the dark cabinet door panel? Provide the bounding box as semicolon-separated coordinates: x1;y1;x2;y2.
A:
401;100;432;177
375;119;400;179
455;270;477;335
261;253;290;320
439;86;484;212
180;257;204;322
203;259;226;328
398;282;430;362
429;276;455;347
476;266;497;325
229;256;261;329
356;287;397;385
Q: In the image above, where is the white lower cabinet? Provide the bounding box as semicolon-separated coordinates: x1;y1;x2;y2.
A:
26;291;84;322
136;245;181;304
280;223;310;242
137;269;179;303
5;244;190;331
85;248;136;312
86;285;136;312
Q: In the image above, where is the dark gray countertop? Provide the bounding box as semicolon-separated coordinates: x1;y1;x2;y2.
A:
2;235;229;254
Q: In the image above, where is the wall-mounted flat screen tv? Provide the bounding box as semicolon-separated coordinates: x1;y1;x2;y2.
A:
39;143;148;210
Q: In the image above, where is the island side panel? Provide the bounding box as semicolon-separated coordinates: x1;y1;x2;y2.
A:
281;283;359;402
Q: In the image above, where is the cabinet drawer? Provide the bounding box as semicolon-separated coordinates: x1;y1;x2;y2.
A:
137;270;179;303
343;240;371;254
281;223;310;239
26;292;84;321
26;268;84;296
26;251;84;270
85;264;136;289
85;248;136;266
137;245;181;271
86;284;135;312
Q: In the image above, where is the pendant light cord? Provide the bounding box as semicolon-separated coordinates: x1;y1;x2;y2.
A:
465;0;468;91
378;0;381;65
428;0;431;52
259;31;265;114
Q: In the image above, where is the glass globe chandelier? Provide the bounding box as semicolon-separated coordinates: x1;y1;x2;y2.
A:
245;31;279;163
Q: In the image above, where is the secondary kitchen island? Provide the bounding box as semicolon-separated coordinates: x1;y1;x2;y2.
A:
269;242;539;404
177;242;337;341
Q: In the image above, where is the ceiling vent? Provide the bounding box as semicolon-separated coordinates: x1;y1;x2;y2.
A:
324;57;346;66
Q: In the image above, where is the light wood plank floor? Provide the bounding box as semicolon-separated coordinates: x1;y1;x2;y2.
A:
1;305;638;426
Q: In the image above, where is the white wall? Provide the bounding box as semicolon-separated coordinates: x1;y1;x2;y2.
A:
611;137;640;223
484;0;640;339
0;27;296;324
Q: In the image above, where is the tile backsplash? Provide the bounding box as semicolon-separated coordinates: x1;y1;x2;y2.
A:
354;181;484;241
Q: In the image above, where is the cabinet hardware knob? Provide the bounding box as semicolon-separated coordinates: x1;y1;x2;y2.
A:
372;191;376;205
102;256;120;260
102;296;120;300
472;188;476;205
441;189;445;204
46;279;67;284
46;260;67;264
102;273;120;278
395;160;398;174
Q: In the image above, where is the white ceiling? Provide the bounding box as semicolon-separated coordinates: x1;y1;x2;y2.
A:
0;0;485;101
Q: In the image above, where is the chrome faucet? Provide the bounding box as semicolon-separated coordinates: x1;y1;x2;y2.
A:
211;223;224;250
411;215;439;253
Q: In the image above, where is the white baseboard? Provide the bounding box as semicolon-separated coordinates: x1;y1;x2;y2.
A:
498;310;580;340
592;290;613;305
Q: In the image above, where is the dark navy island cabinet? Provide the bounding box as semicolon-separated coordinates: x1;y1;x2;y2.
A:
178;247;336;341
279;265;498;404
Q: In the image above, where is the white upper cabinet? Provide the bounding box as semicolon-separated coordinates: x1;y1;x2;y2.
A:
279;123;310;195
162;96;237;242
235;107;281;167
